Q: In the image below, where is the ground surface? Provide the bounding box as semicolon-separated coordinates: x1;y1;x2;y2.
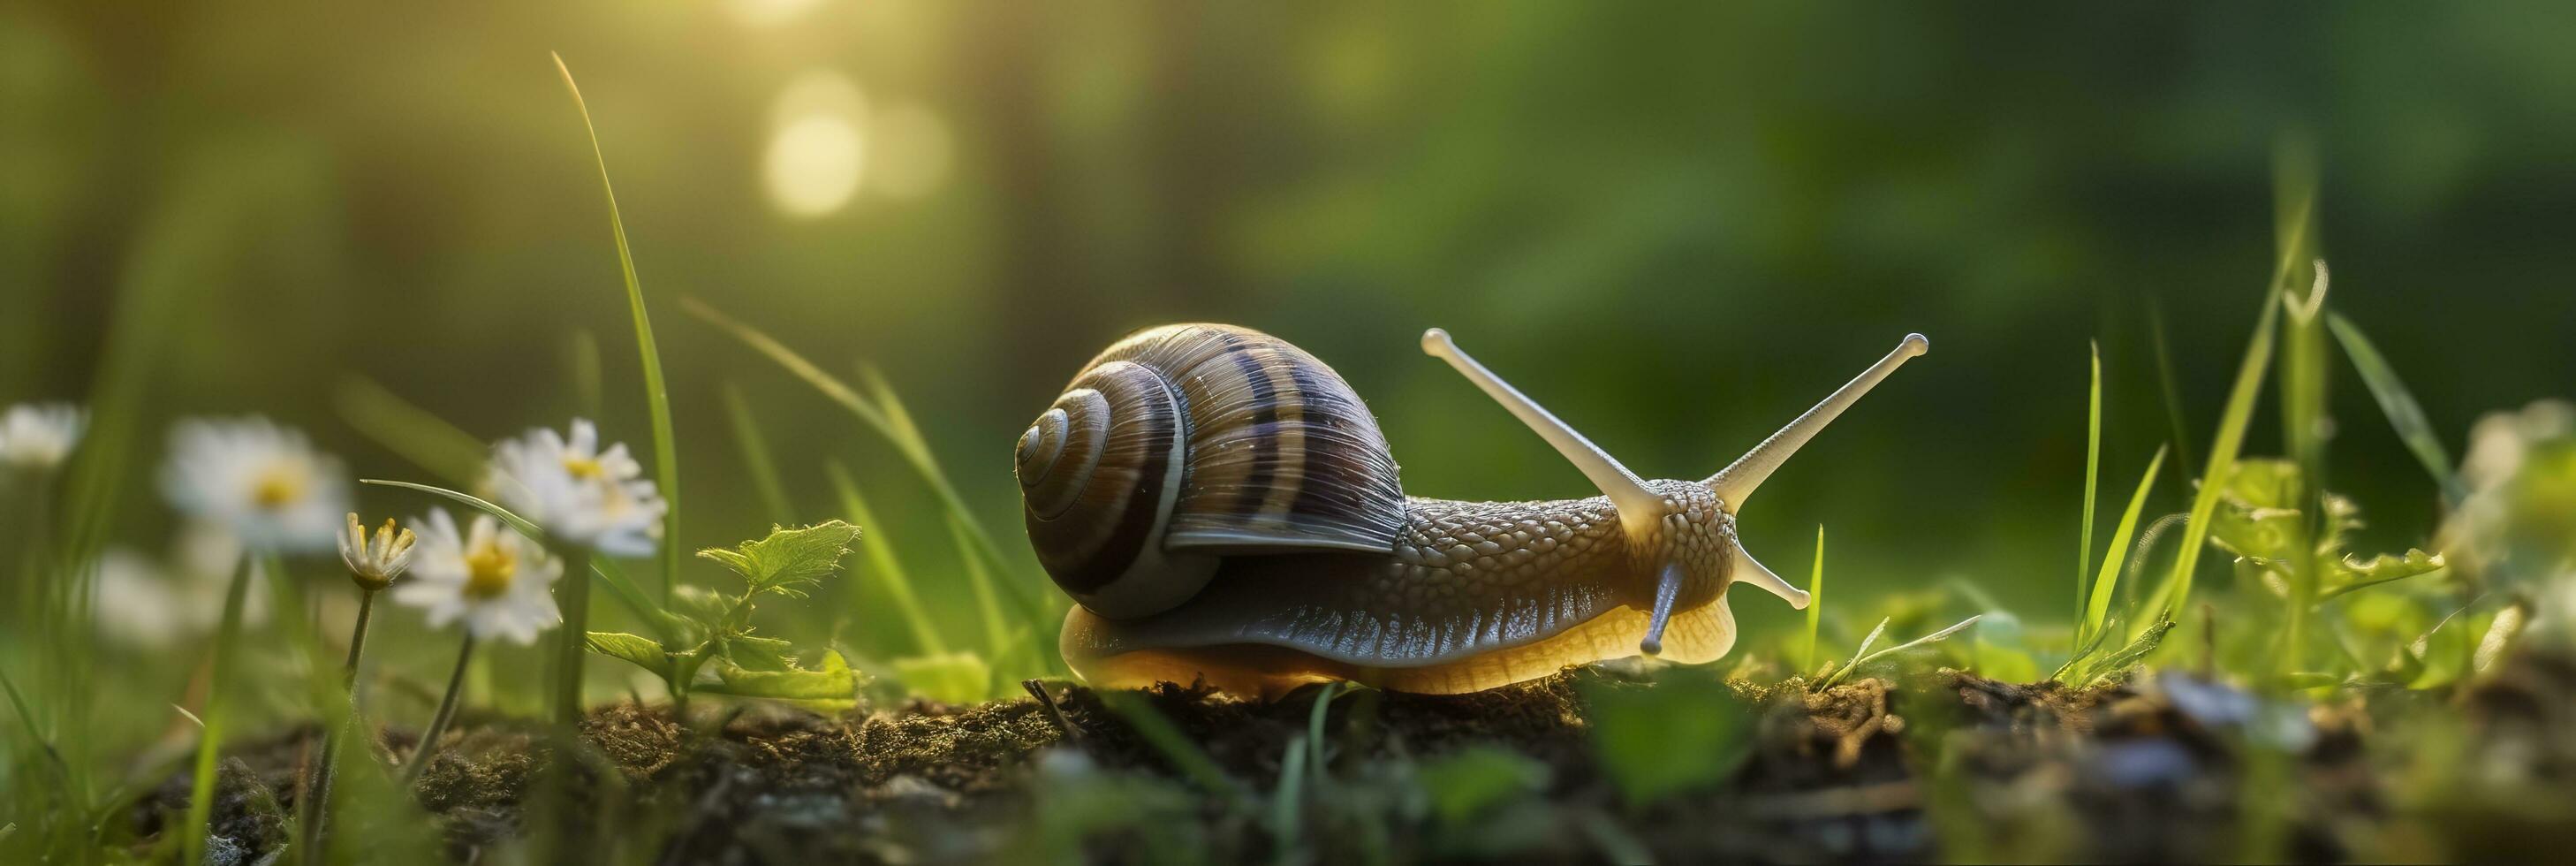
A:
133;652;2576;864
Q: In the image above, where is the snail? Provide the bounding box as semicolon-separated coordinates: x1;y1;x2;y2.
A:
1016;323;1926;695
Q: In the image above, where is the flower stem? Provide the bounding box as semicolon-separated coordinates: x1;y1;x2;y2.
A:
400;634;476;789
182;554;254;866
553;549;595;729
298;589;379;861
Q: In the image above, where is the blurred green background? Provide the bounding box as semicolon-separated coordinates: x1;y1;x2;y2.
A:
5;0;2573;660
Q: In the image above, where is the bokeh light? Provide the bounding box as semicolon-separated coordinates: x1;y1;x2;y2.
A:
761;71;867;218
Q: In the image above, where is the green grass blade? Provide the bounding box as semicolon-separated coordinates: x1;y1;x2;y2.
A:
333;376;489;484
2077;341;2102;628
722;383;795;523
566;328;604;420
181;558;254;866
948;515;1013;671
826;462;948;655
0;665;67;787
1095;691;1249;809
687;297;1061;653
2148;299;2198;483
2166;289;2283;617
363;478;542;536
1306;681;1340;790
553;53;682;604
867;369;1057;632
1270;735;1308;847
1821;616;1981;689
684;299;1027;583
1801;525;1825;675
2325;312;2460;503
2085;446;2167;641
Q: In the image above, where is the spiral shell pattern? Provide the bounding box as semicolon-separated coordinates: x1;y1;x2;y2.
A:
1018;323;1407;619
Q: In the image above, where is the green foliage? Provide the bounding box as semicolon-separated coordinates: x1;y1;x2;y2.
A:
2208;460;2448;604
1095;690;1249;809
686;298;1061;676
2054;612;2176;687
2163;285;2284;619
1818;614;1984;690
697;520;862;597
1969;612;2041;684
1580;672;1750;807
583;521;865;709
1416;747;1551;827
890;652;993;704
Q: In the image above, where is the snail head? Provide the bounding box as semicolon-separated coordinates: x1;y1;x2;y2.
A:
1422;329;1928;656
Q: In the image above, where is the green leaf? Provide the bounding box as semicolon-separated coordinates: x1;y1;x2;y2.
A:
1416;746;1551;827
694;650;860;707
2318;549;2449;603
584;632;671;678
554;54;682;604
891;652;993;704
724;634;797;672
696;520;864;596
1580;673;1751;807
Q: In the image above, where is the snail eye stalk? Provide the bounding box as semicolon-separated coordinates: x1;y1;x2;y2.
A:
1706;334;1928;513
1421;328;1667;542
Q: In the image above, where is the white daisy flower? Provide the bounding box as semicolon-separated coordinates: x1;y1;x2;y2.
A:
92;524;274;648
393;508;564;645
93;547;187;650
160;417;352;553
0;402;86;471
482;419;666;558
337;513;418;591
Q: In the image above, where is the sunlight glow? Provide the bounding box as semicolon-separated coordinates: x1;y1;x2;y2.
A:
865;102;953;201
727;0;828;28
762;71;868;218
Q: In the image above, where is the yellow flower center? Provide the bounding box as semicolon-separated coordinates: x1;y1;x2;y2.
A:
252;464;307;510
462;540;516;599
563;455;607;480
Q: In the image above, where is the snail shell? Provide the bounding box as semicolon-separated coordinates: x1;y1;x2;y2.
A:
1016;323;1404;619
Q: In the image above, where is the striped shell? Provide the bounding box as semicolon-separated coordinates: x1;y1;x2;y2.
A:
1016;323;1406;619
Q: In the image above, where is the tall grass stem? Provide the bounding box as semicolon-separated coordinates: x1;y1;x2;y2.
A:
552;54;682;606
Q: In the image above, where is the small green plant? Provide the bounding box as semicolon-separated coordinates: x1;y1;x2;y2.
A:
1580;672;1751;808
584;521;866;711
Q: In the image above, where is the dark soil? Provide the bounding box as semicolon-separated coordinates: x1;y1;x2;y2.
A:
138;657;2539;864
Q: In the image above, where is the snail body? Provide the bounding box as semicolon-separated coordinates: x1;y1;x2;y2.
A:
1017;323;1926;695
